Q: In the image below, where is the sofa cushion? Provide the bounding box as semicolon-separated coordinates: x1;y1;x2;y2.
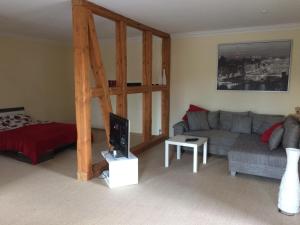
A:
250;112;284;134
184;129;240;147
229;134;286;169
208;111;219;129
219;111;249;131
269;127;284;150
231;115;252;134
283;116;300;149
173;121;189;136
261;122;283;143
182;104;208;122
284;116;299;127
282;123;300;149
187;111;210;131
207;144;231;156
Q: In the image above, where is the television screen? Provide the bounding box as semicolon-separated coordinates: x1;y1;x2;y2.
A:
109;113;130;158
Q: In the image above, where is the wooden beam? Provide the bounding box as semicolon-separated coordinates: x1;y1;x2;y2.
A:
87;12;113;144
131;135;167;155
161;37;171;137
91;87;122;97
151;85;168;92
83;0;169;38
91;85;166;97
72;0;84;6
127;85;149;94
142;31;153;142
92;135;167;177
72;3;93;181
116;21;128;118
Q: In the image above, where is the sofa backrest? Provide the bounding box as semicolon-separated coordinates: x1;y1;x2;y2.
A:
249;112;284;135
282;116;300;149
219;111;249;131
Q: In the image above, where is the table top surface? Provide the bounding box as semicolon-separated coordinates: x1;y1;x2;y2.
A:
166;135;207;145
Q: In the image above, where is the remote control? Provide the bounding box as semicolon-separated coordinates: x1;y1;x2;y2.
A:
185;138;199;142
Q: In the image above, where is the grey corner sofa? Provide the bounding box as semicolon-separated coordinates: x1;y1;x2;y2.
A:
173;110;299;180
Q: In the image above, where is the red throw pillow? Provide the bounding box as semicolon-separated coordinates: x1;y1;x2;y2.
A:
260;122;283;143
182;104;208;121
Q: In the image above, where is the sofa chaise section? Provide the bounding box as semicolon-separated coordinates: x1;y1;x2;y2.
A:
228;134;286;179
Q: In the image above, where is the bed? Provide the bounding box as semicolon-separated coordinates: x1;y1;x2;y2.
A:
0;107;77;164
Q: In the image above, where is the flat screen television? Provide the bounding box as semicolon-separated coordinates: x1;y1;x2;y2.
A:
109;113;130;158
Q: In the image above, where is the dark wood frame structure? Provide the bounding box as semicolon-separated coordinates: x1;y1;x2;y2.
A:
72;0;171;181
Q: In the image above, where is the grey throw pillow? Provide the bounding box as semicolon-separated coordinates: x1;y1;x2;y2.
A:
187;111;210;131
269;127;284;150
208;111;219;129
250;112;284;134
231;115;252;134
282;124;300;149
220;111;248;131
258;116;284;134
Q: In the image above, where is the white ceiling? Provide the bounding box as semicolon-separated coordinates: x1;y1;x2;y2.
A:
0;0;300;41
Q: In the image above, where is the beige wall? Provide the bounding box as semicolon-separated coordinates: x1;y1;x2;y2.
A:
0;36;75;122
170;29;300;134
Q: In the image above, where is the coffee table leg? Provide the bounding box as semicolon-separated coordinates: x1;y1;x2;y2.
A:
203;141;207;165
193;145;198;173
165;142;169;168
177;145;181;160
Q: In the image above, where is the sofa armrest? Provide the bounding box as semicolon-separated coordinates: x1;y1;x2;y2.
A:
173;121;189;135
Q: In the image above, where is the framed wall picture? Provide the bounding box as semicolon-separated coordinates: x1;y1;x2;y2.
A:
217;40;292;92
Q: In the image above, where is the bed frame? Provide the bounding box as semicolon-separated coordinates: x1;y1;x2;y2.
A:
0;107;25;114
0;144;76;164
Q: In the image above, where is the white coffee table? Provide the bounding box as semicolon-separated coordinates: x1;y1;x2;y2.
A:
165;135;208;173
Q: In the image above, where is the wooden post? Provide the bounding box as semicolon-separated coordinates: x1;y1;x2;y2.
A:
72;0;92;181
72;0;171;180
87;13;113;144
162;37;171;137
143;31;153;141
116;21;128;118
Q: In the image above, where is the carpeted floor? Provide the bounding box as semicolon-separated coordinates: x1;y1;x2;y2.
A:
0;131;299;225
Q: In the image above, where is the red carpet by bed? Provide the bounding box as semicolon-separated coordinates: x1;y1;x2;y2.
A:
0;123;77;164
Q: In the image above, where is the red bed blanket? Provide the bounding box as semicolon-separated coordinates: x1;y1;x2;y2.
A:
0;122;77;164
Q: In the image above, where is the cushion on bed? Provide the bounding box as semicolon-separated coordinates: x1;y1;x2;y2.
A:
0;114;49;132
0;114;33;131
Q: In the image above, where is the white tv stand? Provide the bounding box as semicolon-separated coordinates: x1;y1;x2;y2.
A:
101;151;138;188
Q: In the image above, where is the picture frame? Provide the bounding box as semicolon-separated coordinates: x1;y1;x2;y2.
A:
217;40;292;92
